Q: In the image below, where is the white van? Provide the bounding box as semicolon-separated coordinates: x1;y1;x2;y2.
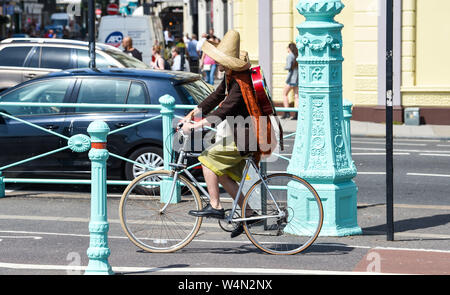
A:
97;15;165;66
51;13;72;29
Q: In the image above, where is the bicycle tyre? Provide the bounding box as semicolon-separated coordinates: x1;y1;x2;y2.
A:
119;170;203;253
242;173;323;255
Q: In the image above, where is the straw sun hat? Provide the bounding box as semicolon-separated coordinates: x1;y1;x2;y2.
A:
201;30;251;72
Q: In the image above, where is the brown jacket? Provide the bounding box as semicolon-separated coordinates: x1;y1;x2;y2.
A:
197;73;256;153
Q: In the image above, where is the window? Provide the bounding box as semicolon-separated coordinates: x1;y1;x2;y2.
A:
126;82;147;112
0;79;71;116
26;47;40;68
40;47;72;69
0;46;32;67
75;79;130;113
76;49;112;68
104;49;149;69
177;79;213;104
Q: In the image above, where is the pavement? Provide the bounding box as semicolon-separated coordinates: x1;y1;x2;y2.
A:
281;117;450;139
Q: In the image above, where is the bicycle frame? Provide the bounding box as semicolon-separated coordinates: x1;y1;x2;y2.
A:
160;130;285;223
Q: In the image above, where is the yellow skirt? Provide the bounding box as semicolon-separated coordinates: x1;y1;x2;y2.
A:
198;140;247;182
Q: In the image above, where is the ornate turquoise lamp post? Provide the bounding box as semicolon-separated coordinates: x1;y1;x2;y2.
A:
287;0;361;236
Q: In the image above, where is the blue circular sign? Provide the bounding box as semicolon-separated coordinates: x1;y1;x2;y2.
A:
105;31;123;48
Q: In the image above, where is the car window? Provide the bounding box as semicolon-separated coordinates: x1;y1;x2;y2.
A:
104;49;149;69
0;79;71;116
75;79;130;113
26;47;40;68
126;82;147;112
0;46;32;67
76;49;112;68
176;79;213;104
41;47;72;69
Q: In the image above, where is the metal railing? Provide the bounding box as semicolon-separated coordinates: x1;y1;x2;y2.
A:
0;95;352;274
0;97;352;196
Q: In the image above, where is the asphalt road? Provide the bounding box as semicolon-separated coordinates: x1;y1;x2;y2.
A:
265;136;450;206
0;136;449;276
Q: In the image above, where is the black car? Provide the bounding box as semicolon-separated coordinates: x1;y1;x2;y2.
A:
0;68;212;181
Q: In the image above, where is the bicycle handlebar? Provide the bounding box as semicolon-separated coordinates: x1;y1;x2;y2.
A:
176;121;194;139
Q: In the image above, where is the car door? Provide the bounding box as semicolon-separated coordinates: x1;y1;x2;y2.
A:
61;77;149;175
0;45;35;90
21;46;44;82
22;46;75;84
0;78;75;175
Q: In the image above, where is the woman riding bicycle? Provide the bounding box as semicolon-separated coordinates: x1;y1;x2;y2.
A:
180;30;277;238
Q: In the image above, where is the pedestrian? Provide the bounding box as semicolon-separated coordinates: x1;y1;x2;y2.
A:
183;33;191;44
180;30;277;238
282;42;299;120
200;37;218;85
175;37;189;71
175;37;188;56
197;33;208;54
152;45;168;70
171;46;190;72
208;28;219;43
45;29;56;38
122;36;143;61
164;28;174;45
187;34;200;73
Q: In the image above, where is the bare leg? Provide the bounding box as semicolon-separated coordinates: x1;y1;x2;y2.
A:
293;86;299;108
282;84;291;108
282;85;292;118
292;86;299;119
218;174;254;215
201;164;222;209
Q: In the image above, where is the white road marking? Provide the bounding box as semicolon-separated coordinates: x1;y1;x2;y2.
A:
353;138;442;143
419;153;450;157
357;172;386;175
0;235;42;240
407;172;450;178
352;153;410;156
353;147;450;153
0;261;406;275
352;141;427;146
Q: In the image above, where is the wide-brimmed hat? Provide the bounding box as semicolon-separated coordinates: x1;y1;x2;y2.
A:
201;30;251;72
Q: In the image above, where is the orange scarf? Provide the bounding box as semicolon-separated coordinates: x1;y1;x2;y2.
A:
228;71;277;164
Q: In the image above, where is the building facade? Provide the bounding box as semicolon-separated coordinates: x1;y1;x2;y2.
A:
232;0;450;125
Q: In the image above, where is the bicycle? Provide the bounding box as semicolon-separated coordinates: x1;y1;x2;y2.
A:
119;123;324;255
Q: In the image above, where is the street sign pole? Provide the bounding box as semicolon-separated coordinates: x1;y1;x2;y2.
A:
88;0;96;68
386;0;394;241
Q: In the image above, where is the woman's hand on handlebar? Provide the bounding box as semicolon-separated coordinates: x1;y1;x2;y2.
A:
182;108;198;124
181;121;195;134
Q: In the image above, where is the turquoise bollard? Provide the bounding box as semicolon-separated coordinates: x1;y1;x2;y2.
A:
159;95;180;204
287;0;361;236
85;120;114;275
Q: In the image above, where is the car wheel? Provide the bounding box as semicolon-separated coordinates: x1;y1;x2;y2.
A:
125;146;165;181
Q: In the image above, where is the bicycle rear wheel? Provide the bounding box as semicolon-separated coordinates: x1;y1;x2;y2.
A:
119;170;202;253
242;173;323;255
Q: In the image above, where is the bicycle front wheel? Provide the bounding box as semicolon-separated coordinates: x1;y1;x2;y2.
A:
119;170;202;253
242;173;323;255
